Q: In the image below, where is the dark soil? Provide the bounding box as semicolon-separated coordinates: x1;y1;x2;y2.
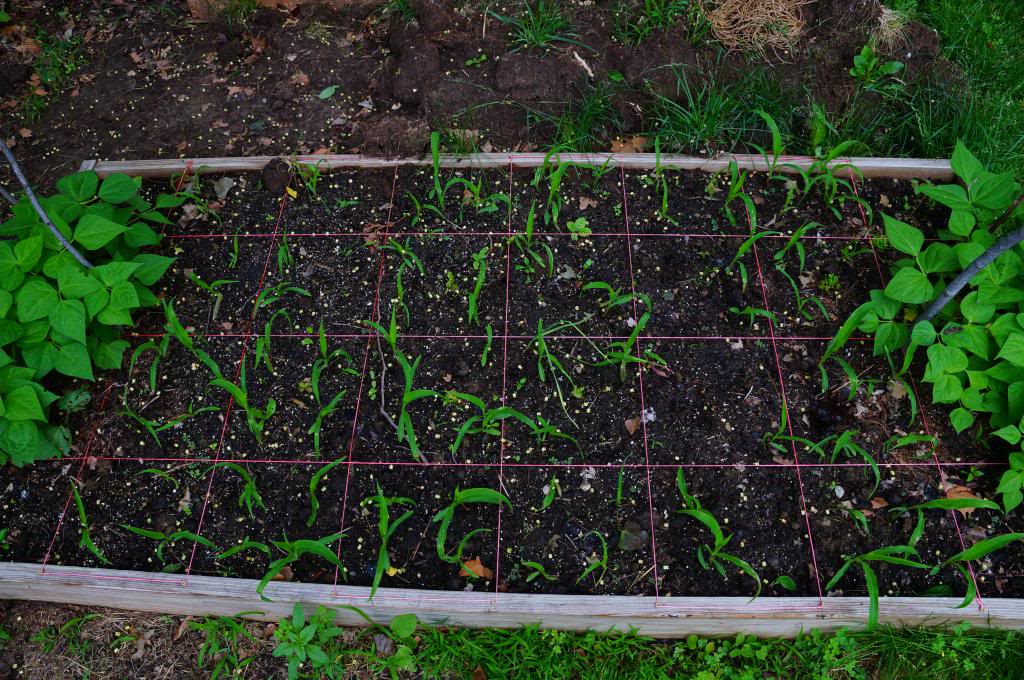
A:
1;0;948;183
0;164;1012;603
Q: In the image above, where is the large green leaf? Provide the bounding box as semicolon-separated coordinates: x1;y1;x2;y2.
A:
882;213;924;256
998;334;1024;367
1;420;40;466
109;281;140;311
97;174;139;204
15;278;59;322
50;299;86;345
74;214;129;250
932;374;963;403
94;339;129;370
130;255;173;286
14;235;43;272
884;268;933;304
970;171;1018;212
951;141;984;185
4;385;46;421
917;183;972;212
92;261;141;286
54;342;94;380
57;171;99;202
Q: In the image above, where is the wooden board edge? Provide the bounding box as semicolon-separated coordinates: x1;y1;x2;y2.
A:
80;154;954;180
1;563;1021;637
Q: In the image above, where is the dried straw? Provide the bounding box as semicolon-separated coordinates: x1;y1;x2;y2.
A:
702;0;813;57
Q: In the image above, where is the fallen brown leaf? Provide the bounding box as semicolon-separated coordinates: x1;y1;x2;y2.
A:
946;485;982;515
869;496;889;510
579;195;598;210
290;70;310;86
459;557;493;580
611;136;648;154
624;416;641;435
472;665;488;680
273;565;294;582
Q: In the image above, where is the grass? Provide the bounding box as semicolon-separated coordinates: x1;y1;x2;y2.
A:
8;603;1024;679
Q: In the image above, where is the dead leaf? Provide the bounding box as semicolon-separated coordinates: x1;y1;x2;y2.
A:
771;454;792;466
886;380;907;400
174;616;196;640
290;70;310;86
579;195;598;210
177;488;192;514
17;128;32;139
869;496;889;510
624;416;641;435
459;557;493;580
227;85;255;97
273;565;294;582
472;665;488;680
611;136;648;154
946;485;982;515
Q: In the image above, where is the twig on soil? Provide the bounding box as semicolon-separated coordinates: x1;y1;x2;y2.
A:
1;141;94;269
373;331;401;435
0;183;15;205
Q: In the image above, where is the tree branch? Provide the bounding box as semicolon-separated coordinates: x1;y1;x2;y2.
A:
1;141;94;269
919;193;1024;323
0;183;15;206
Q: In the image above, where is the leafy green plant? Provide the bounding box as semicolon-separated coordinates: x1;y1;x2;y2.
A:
566;217;592;241
850;43;905;93
186;272;238;321
273;603;343;680
361;484;415;600
823;143;1024;511
191;614;259;679
432;487;511;570
0;170;177;466
582;281;650;314
576;530;608;585
676;469;762;599
595;312;666;382
206;462;265;517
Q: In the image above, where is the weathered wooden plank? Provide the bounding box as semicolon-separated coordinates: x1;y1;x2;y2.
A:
78;154;954;180
0;563;1019;637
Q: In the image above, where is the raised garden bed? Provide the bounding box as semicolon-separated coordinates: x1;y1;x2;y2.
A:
2;153;1023;636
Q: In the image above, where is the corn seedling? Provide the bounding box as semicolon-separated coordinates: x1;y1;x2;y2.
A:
71;482;110;565
728;229;781;292
729;306;778;328
721;160;756;228
216;539;272;562
121;525;216;568
531;150;571;226
361;483;415;600
512;202;555;280
676;469;762;599
522;560;557;582
253;309;291;374
209;359;276;445
776;264;830;322
827;540;929;629
136;467;179;489
432;487;511;569
750;109;785;180
773;222;820;274
276;233;294;275
306;457;346;527
595;312;666;383
293;160;325;196
458;176;512;221
761;400;790;454
582;281;651;314
258;533;345;599
206;462;265;517
255;281;311;312
576;530;609;585
929;533;1023;609
444;391;539;453
124;330;171;401
468;246;488;326
481;324;493;366
186;272;239;322
532;319;582;426
382;238;424;324
541;475;561;510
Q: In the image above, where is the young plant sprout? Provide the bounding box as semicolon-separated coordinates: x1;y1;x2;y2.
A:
306;457;346;527
773;222;820;274
728;228;780;293
676;469;762;599
255;281;311;313
531;149;570;226
432;487;511;572
481;324;494;367
594;312;666;383
511;202;555;280
71;482;110;565
468;245;488;326
576;530;608;586
582;281;650;314
205;462;265;518
254;309;292;374
775;264;830;323
381;238;424;324
566;217;591;240
185;272;239;322
458;176;512;221
121;525;216;569
209;358;277;445
521;560;557;583
361;483;415;600
258;533;346;599
729;306;778;328
721;160;755;228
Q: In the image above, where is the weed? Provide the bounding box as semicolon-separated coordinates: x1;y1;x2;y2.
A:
31;613;99;658
676;469;762;599
361;483;415;600
22;31;85;121
273;603;343;680
490;1;583;52
191;614;259;679
649;68;745;153
566;217;592;240
849;43;905;95
576;530;609;585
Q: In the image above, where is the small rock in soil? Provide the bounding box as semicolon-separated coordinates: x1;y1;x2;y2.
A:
261;158;290;196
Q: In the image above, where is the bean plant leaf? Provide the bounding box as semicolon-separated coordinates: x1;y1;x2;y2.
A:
882;213;924;256
884;268;933;304
97;174;139;203
74;214;129;250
